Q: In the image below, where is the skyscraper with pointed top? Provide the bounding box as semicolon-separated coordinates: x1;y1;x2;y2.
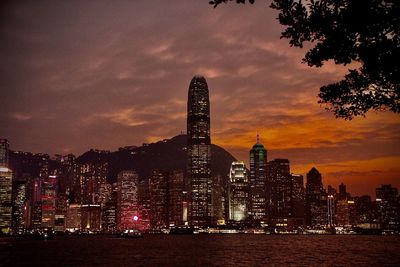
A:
249;133;267;220
187;75;211;227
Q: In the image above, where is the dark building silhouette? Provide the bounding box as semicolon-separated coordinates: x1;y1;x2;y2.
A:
291;174;305;226
187;76;211;227
249;134;267;221
355;195;373;224
338;182;348;200
305;167;327;227
267;159;291;220
267;160;305;228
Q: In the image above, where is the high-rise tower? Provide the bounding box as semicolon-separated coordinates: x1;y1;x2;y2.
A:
187;75;211;227
0;167;12;233
228;161;248;221
305;167;327;227
249;134;267;220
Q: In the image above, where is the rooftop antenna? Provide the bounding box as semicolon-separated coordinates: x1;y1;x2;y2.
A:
256;131;260;144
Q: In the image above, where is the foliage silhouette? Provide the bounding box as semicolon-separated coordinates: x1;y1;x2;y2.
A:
209;0;400;119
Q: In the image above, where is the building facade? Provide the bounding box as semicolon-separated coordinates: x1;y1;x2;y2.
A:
249;134;267;220
228;161;248;221
187;75;211;227
267;159;291;220
305;167;327;227
117;170;139;230
0;167;13;233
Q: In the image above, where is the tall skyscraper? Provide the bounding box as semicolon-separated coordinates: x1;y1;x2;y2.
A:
41;174;57;228
31;178;42;229
12;181;26;230
338;182;348;200
267;159;291;220
169;170;185;227
150;170;169;228
0;139;9;168
117;170;139;230
0;167;13;233
228;161;249;221
305;167;327;227
291;174;305;226
187;75;211;227
249;134;267;220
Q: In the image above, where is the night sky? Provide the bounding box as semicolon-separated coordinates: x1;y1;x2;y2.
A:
1;1;399;196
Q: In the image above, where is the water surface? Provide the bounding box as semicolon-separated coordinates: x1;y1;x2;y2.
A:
1;235;399;266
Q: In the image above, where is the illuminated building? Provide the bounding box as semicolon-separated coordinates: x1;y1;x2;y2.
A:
212;174;227;224
138;179;151;230
335;199;356;226
32;203;42;229
149;170;185;228
41;174;57;228
55;195;68;232
12;181;26;230
99;182;112;208
327;195;335;226
249;134;267;220
37;154;49;180
228;161;248;221
79;161;108;205
81;204;101;231
267;159;291;220
168;170;185;227
117;170;139;230
187;75;211;227
0;167;13;233
101;182;116;232
305;167;327;227
0;139;9;167
66;204;81;231
150;170;169;228
31;178;42;229
375;184;399;230
58;154;79;204
102;196;117;232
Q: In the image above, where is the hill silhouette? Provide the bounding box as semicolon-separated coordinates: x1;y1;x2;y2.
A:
77;134;237;183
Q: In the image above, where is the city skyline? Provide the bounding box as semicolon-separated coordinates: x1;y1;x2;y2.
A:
0;72;398;240
1;1;399;198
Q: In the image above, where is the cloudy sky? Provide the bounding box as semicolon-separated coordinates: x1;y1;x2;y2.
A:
1;0;399;196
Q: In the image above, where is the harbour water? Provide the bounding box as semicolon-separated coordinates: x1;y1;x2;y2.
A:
1;235;400;266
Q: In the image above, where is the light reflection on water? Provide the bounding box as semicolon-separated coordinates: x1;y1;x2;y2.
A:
1;235;400;266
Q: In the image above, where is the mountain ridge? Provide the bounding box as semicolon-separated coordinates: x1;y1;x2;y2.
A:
77;134;237;183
